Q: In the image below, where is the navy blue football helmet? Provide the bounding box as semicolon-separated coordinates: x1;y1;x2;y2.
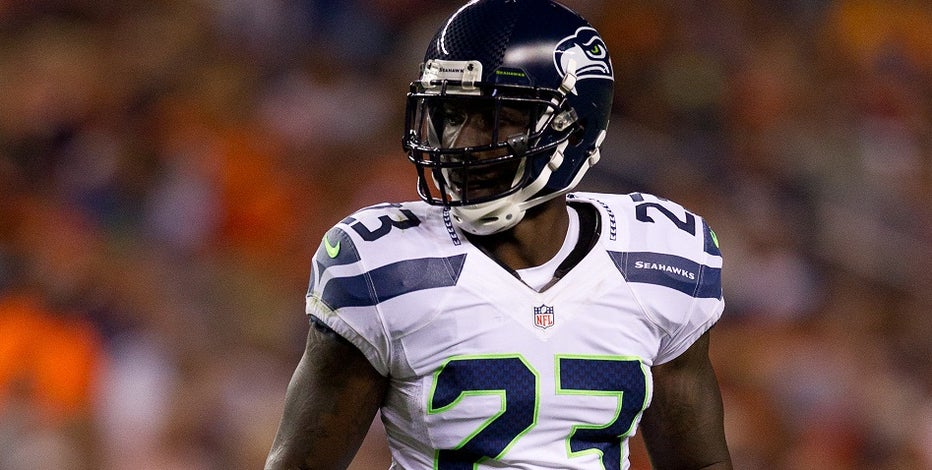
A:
403;0;614;235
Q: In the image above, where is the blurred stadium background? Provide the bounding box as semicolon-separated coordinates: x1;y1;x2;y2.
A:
0;0;930;468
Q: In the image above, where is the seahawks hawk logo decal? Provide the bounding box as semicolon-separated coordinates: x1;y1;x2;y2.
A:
554;26;613;81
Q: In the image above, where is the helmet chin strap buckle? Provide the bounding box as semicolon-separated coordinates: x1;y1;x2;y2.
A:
588;130;607;165
551;59;580;134
559;59;578;95
551;109;578;132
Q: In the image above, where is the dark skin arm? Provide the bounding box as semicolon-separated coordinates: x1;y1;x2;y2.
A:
265;321;389;470
640;330;733;470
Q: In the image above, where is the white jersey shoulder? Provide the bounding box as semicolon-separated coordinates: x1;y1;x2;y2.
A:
306;201;466;375
570;191;725;364
307;194;725;371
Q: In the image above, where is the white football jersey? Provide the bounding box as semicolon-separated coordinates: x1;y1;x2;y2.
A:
307;192;724;470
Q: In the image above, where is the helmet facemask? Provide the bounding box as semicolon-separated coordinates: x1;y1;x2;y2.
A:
406;81;569;206
404;75;580;235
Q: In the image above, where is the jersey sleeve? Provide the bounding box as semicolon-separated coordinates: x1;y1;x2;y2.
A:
648;213;724;364
598;192;725;365
653;219;724;364
306;221;393;376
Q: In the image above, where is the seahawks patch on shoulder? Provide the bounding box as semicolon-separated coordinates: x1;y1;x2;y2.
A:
608;251;721;299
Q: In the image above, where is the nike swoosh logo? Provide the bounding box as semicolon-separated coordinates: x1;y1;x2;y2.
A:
324;235;341;258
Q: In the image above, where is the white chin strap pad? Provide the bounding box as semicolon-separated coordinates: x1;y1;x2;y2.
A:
450;200;526;236
450;140;569;235
450;133;605;236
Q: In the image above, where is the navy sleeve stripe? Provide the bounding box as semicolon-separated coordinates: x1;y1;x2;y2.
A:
702;220;722;256
608;251;722;299
310;227;361;297
320;254;467;309
315;227;361;271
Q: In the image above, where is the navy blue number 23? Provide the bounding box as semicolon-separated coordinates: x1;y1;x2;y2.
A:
429;355;649;470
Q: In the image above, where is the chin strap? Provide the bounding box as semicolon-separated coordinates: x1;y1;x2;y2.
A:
451;130;605;236
450;61;605;236
451;141;568;236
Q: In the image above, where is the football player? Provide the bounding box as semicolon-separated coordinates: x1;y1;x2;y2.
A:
266;1;733;469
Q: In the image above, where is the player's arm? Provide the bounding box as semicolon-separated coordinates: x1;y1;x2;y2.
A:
639;330;733;470
265;319;389;470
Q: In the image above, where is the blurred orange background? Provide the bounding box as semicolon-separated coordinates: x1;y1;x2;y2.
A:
0;1;929;468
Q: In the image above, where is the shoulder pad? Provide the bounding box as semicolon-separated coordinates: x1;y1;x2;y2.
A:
308;201;468;311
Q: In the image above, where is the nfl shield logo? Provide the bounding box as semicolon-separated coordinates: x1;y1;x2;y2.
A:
534;304;555;329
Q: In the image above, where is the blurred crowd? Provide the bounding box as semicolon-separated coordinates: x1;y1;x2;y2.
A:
0;0;929;468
